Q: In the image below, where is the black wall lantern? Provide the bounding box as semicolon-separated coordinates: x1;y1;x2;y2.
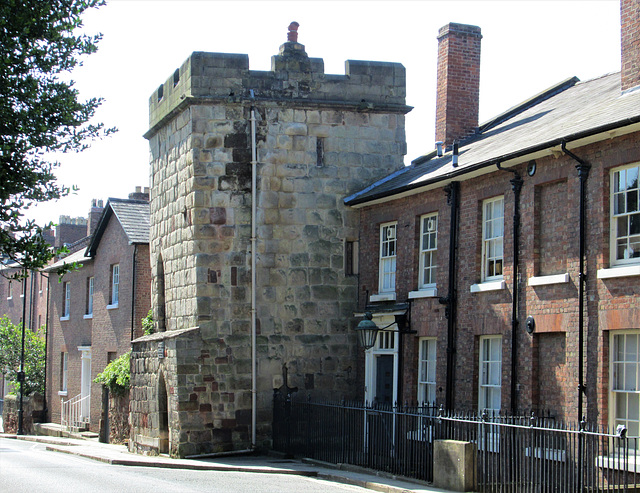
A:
355;311;415;350
355;312;379;350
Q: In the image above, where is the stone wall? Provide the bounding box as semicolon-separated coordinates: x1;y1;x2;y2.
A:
2;393;44;435
132;35;409;457
108;390;130;444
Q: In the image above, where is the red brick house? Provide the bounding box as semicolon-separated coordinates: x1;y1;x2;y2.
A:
0;218;88;409
44;191;150;431
346;0;640;433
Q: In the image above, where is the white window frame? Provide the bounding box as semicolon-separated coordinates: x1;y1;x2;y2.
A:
7;281;12;300
109;264;119;308
58;352;68;395
610;330;640;440
418;337;437;405
610;163;640;266
482;196;504;282
378;222;397;294
419;213;438;290
61;282;70;320
85;276;94;318
479;335;502;413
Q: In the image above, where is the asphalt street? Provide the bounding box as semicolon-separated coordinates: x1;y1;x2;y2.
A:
0;437;376;493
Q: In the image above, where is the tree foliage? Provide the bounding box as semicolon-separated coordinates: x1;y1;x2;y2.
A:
94;351;130;396
0;316;46;396
0;0;114;276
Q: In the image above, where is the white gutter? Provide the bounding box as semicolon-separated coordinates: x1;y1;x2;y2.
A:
249;91;257;448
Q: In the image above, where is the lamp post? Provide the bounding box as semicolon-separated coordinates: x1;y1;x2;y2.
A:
18;271;27;435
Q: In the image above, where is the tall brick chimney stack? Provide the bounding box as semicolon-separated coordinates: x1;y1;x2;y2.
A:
128;186;150;201
88;199;104;236
621;0;640;92
435;23;482;148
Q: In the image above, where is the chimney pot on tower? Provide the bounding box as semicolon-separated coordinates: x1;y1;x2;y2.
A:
287;22;299;42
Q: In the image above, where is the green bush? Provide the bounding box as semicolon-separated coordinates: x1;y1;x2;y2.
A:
142;309;154;335
0;316;45;395
94;351;130;396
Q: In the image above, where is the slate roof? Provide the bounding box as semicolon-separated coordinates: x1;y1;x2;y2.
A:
345;72;640;206
86;198;150;256
45;246;92;271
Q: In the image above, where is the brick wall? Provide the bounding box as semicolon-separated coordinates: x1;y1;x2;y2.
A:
358;130;640;425
47;213;150;432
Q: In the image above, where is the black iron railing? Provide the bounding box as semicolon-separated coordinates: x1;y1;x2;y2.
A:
273;396;640;491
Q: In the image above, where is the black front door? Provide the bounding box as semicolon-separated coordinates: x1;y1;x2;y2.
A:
375;355;394;404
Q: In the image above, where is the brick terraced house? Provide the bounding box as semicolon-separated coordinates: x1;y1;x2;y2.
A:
45;190;150;432
0;215;90;417
346;0;640;432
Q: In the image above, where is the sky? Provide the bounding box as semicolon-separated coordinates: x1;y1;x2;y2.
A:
25;0;622;226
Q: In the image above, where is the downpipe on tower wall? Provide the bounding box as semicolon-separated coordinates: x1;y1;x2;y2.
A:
561;141;590;423
249;91;258;449
496;163;523;414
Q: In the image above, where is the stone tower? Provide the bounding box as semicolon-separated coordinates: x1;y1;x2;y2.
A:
130;24;410;457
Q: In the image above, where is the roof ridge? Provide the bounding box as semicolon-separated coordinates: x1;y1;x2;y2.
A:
344;165;414;205
478;76;580;134
107;197;149;204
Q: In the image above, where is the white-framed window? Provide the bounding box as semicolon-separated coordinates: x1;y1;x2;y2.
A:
86;277;94;316
479;335;502;413
7;281;12;300
62;282;70;319
379;222;397;293
419;213;438;289
482;196;504;281
418;337;437;405
611;163;640;266
110;264;119;307
611;331;640;438
60;352;68;393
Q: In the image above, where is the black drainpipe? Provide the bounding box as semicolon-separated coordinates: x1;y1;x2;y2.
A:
42;273;51;422
439;181;459;410
131;245;138;341
496;163;523;414
561;141;590;423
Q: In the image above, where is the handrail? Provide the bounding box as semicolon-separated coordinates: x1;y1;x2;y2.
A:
60;393;90;431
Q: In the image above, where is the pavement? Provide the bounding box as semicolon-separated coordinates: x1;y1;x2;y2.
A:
0;432;453;493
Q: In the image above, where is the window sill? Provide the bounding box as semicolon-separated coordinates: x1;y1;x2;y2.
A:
408;288;438;299
369;292;396;302
60;316;70;321
470;280;506;293
83;314;93;319
106;304;119;310
528;273;570;286
58;391;68;397
597;265;640;279
596;453;640;473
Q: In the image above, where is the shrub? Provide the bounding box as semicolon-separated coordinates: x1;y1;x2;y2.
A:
94;351;130;396
142;310;154;335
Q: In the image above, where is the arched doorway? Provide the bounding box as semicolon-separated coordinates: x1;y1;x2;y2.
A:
158;371;169;454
